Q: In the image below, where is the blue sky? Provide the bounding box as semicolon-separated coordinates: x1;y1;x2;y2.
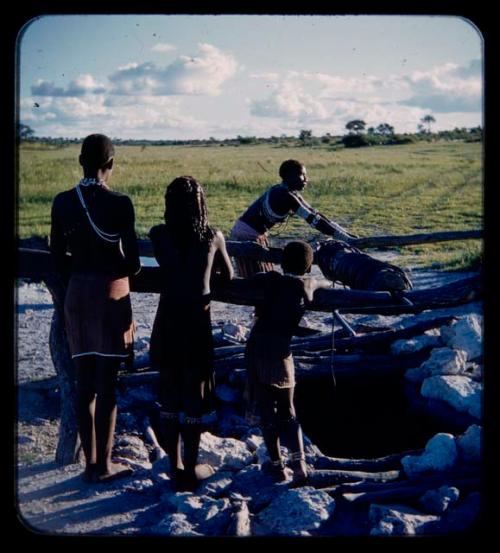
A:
18;14;483;140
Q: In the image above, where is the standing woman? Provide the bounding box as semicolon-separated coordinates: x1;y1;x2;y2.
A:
149;176;233;491
50;134;141;483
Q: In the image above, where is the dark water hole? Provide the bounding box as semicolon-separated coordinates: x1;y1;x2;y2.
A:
294;372;465;459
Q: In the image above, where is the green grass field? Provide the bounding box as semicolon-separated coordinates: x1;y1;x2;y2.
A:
18;140;483;270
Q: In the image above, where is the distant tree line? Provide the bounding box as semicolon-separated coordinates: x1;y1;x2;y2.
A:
17;118;483;150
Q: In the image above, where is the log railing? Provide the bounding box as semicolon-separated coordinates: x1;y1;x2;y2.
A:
16;229;482;465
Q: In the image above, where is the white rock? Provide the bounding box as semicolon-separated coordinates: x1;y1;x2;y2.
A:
423;347;468;376
391;333;442;356
369;504;440;535
421;376;482;419
456;424;482;464
401;433;458;478
197;471;234;497
441;315;482;361
162;494;232;536
198;432;254;470
405;348;468;383
230;465;287;511
244;431;264;453
153;513;202;536
419;486;460;514
254;487;335;536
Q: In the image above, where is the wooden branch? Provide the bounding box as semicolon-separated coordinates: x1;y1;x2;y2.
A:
320;467;480;494
313;449;424;472
19;228;482;266
352;229;482;249
304;468;401;488
136;231;483;258
339;475;481;504
213;314;457;359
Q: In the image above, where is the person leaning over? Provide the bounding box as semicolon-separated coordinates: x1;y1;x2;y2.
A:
50;134;141;483
244;240;331;484
229;159;358;276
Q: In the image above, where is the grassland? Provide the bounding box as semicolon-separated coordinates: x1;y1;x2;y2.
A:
18;140;483;270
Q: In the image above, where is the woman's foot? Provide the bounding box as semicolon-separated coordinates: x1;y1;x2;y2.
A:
82;463;96;483
261;460;288;482
173;468;198;492
290;459;309;485
93;462;134;483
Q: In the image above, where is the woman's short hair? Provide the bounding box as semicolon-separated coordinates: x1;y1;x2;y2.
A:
80;134;114;170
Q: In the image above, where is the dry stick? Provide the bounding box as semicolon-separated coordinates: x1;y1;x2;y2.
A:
313;449;424;472
305;469;401;488
319;470;480;498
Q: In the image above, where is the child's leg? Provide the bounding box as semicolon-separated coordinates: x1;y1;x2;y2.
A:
276;387;308;482
257;384;281;463
257;384;287;481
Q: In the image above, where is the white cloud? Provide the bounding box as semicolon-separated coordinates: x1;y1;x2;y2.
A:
401;59;482;112
248;59;482;132
250;72;280;81
108;43;237;96
151;42;177;53
20;94;205;139
250;82;329;120
31;74;106;97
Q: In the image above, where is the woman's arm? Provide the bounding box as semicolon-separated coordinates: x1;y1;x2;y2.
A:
49;196;71;280
213;230;234;282
120;196;141;276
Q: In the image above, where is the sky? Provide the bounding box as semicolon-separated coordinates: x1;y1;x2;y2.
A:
17;14;483;140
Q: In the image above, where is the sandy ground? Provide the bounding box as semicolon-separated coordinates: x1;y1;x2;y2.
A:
14;266;478;536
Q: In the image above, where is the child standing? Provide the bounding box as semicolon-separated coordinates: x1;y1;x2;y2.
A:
244;241;331;483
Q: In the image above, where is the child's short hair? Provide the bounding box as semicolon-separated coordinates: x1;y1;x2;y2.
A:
282;240;314;275
279;159;304;181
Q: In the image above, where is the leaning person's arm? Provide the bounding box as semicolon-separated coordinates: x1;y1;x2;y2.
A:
290;192;358;242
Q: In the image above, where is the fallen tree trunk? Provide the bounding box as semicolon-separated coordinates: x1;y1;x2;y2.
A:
352;229;482;249
18;248;481;313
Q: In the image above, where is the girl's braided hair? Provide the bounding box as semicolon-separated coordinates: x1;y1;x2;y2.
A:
164;176;215;247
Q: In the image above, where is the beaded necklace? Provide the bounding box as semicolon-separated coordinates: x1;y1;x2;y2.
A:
75;178;120;243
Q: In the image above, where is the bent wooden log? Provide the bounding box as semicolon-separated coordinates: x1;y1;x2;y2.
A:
18;248;481;314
